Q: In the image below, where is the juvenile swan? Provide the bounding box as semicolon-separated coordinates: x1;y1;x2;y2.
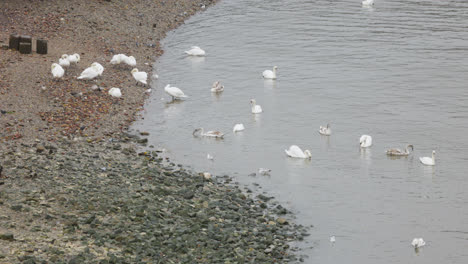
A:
419;150;435;166
386;145;414;156
285;145;312;159
319;124;331;136
193;128;224;138
362;0;374;7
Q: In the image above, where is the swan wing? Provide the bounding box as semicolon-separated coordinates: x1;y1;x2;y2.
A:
286;145;305;158
77;67;99;79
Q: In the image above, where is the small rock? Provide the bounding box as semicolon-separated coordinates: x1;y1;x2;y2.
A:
277;217;288;225
0;233;14;241
139;131;150;136
36;145;45;153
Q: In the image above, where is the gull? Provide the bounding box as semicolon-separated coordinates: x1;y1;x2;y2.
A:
411;238;425;248
108;87;122;98
59;54;70;68
250;99;263;114
77;64;100;80
211;81;224;93
233;124;245;133
319;124;331;136
185;46;206;56
51;63;64;79
131;68;148;85
386;145;414;156
285;145;312;159
419;150;435;166
360;135;372;148
263;66;278;79
91;62;104;76
193;128;224;138
164;84;187;100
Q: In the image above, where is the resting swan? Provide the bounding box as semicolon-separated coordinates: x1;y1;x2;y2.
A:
185;46;206;56
193;128;225;138
211;81;224;93
319;124;331;136
250;99;263;114
362;0;374;7
386;145;413;156
419;150;435;166
360;135;372;148
263;66;278;79
285;145;312;159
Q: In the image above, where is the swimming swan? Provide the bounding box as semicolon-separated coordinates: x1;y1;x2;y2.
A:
211;81;224;93
360;135;372;148
185;46;206;56
193;128;224;138
164;84;187;100
411;238;425;248
386;145;414;156
319;124;331;136
263;66;278;79
419;150;435;166
250;99;263;114
362;0;374;7
285;145;312;159
233;124;245;133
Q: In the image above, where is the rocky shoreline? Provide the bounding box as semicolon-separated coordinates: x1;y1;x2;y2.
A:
0;0;309;263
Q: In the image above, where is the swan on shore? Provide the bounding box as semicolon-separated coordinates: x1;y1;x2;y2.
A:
419;150;435;166
263;66;278;79
131;68;148;85
193;128;224;138
108;87;122;98
250;99;263;114
77;64;100;80
386;145;414;156
124;56;137;67
233;123;245;133
110;54;126;65
360;135;372;148
59;54;70;68
362;0;374;7
411;238;425;248
51;63;64;79
211;81;224;93
91;62;104;76
185;46;206;56
67;53;80;65
285;145;312;159
164;84;187;100
319;124;331;136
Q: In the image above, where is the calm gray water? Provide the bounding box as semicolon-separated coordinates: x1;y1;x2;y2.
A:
132;0;468;263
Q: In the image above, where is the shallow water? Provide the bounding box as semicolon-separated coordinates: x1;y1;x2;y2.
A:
133;0;468;263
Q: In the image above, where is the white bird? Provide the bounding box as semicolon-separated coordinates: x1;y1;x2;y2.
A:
51;63;64;79
285;145;312;159
91;62;104;76
250;99;263;114
263;66;278;79
386;145;414;156
211;81;224;93
67;53;80;64
77;65;100;80
330;236;336;243
360;135;372;148
411;238;426;248
258;168;271;175
164;84;187;100
58;54;70;68
233;124;245;133
152;73;159;79
123;56;137;67
207;153;214;160
362;0;374;7
185;46;206;56
193;128;224;138
319;124;331;136
131;68;148;85
419;150;436;166
108;87;122;98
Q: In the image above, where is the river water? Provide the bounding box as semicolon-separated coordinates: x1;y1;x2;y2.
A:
132;0;468;263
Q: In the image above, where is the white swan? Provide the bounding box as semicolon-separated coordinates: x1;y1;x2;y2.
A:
108;87;122;98
285;145;312;159
185;46;206;56
319;124;331;136
233;123;245;133
419;150;435;166
59;54;70;68
164;84;187;100
263;66;278;79
211;81;224;93
386;145;414;156
411;238;425;248
193;128;224;138
207;153;214;160
124;56;137;67
250;99;263;114
110;54;127;65
67;53;80;64
360;135;372;148
131;68;148;85
362;0;374;7
51;63;64;79
77;65;100;80
91;62;104;76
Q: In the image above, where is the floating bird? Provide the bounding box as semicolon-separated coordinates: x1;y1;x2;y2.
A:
131;68;148;85
51;63;64;79
411;238;426;248
263;66;278;79
164;84;187;100
319;124;331;136
67;53;80;65
250;99;263;114
362;0;374;7
233;124;245;133
185;46;206;56
77;64;100;80
124;56;137;67
419;150;435;166
330;236;336;243
91;62;104;76
110;54;127;65
285;145;312;159
207;153;214;160
58;54;70;68
258;168;271;175
193;128;224;138
211;81;224;93
152;73;159;79
108;87;122;98
386;145;414;156
360;135;372;148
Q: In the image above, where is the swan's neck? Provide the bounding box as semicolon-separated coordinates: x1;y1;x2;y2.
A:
272;67;277;74
432;153;435;161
